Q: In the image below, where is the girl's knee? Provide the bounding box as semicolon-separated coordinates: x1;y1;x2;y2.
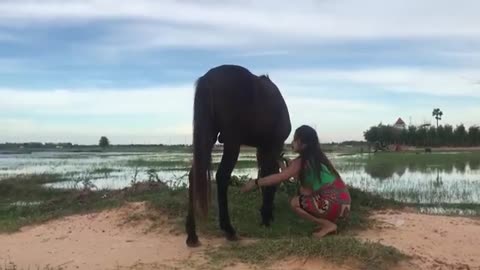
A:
290;196;299;209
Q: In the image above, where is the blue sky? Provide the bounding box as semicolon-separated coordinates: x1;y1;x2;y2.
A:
1;0;480;144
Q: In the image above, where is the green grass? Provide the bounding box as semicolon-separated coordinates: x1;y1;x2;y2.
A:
208;237;407;270
0;174;122;232
141;183;405;269
0;173;178;233
145;183;402;237
90;167;119;174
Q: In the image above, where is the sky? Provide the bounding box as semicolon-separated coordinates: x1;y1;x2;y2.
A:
1;0;480;145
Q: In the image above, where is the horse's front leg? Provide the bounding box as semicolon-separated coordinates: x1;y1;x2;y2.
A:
216;143;240;240
257;148;281;226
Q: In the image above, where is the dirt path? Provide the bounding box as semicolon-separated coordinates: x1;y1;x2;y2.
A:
357;210;480;270
1;203;479;270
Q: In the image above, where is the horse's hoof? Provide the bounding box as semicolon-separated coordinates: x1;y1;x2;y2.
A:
186;236;201;248
260;218;273;227
226;233;239;241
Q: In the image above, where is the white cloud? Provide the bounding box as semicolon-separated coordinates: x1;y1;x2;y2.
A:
286;96;388;112
284;96;390;142
232;50;290;57
0;117;194;144
1;0;480;49
270;68;480;98
0;86;194;116
90;24;257;55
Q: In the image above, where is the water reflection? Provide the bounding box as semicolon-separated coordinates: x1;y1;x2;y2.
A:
357;155;479;180
433;170;443;188
338;153;480;205
470;159;480;170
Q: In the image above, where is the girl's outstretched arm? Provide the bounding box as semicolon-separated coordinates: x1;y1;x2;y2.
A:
241;158;301;192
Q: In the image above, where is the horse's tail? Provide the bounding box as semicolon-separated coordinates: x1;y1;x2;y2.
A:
192;76;214;218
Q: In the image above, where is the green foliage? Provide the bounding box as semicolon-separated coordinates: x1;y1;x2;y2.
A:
99;136;110;148
364;123;480;147
432;108;443;127
469;126;480;146
363;124;402;146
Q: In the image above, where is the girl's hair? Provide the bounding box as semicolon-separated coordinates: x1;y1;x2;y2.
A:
294;125;340;183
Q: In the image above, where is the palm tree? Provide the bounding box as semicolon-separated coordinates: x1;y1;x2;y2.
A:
432;108;443;128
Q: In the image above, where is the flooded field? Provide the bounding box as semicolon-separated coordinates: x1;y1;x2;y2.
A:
1;150;479;214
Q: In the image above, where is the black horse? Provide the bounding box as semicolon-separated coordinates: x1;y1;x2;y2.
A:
186;64;291;247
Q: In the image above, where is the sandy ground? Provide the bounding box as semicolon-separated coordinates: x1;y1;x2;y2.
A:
1;203;479;270
357;209;480;270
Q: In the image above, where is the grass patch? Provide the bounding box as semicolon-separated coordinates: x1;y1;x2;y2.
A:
145;183;403;238
0;174;67;203
0;191;122;232
0;172;179;233
90;167;119;174
208;237;407;270
0;174;122;232
141;184;406;269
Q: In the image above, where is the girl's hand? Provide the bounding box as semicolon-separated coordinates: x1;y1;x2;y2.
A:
278;153;289;170
241;179;257;193
278;160;286;171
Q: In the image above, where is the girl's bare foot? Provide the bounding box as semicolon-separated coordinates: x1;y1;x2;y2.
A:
313;224;337;238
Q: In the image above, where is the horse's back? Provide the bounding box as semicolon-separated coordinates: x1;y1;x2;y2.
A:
197;65;291;146
202;65;256;94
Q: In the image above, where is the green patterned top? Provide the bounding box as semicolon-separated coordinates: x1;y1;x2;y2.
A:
302;163;336;191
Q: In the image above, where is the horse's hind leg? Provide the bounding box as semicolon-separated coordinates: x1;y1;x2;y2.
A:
216;142;240;240
257;147;281;226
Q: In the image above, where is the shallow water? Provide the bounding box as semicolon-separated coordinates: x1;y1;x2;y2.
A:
1;151;480;207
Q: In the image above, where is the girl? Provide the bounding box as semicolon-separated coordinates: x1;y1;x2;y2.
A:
241;125;351;238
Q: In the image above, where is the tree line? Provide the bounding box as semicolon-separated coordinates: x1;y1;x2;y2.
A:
364;124;480;147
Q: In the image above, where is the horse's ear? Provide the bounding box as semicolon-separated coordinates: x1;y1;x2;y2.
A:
259;74;272;82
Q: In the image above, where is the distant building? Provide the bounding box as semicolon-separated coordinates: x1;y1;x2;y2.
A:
393;117;406;129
